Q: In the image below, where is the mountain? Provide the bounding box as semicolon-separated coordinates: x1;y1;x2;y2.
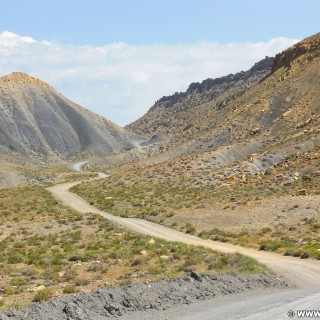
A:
175;32;320;154
126;56;274;137
0;72;138;158
126;34;320;162
77;33;320;259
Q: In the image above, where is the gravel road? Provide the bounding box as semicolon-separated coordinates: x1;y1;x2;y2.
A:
4;164;317;319
46;171;320;319
70;161;89;172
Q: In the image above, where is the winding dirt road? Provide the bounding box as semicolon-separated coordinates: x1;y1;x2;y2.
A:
70;161;88;172
48;173;320;319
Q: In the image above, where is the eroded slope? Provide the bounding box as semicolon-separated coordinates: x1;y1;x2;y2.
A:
0;73;138;158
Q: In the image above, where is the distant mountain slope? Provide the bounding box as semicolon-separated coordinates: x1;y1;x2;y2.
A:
126;57;274;136
127;33;320;161
0;72;138;158
175;32;320;154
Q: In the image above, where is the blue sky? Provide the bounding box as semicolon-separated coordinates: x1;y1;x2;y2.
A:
0;1;319;125
1;0;319;45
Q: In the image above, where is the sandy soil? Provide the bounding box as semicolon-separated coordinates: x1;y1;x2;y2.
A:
170;194;320;231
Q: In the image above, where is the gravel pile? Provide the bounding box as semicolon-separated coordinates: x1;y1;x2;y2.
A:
0;272;288;320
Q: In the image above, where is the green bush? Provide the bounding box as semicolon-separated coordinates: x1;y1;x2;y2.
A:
7;254;24;264
300;252;310;259
131;257;144;266
148;264;165;275
259;240;281;252
63;285;77;294
185;223;196;235
33;288;54;302
5;287;14;295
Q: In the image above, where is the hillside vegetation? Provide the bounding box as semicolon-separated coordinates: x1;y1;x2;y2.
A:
75;33;320;260
0;183;268;310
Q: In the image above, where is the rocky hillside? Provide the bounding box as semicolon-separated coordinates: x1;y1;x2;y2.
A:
126;56;274;136
125;33;319;163
0;72;138;158
79;34;320;259
173;32;320;154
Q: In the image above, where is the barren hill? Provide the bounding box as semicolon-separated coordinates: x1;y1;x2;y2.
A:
0;72;138;158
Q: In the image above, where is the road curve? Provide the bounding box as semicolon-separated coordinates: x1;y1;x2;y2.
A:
47;173;320;320
70;161;88;172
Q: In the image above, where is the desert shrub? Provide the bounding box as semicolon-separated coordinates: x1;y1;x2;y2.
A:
300;252;310;259
33;288;54;302
148;264;166;275
7;254;24;264
131;257;144;266
259;240;281;252
63;285;77;294
185;222;196;235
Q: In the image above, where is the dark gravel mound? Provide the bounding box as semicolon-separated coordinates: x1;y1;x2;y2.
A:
0;273;288;320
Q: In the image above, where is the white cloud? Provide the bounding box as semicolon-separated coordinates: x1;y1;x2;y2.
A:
0;31;36;46
0;31;298;126
0;31;37;55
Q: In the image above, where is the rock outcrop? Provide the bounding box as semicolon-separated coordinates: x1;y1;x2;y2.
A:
272;32;320;72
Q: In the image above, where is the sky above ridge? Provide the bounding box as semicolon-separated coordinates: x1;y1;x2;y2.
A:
0;0;319;125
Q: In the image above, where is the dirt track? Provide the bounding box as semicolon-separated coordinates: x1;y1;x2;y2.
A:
44;174;320;319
